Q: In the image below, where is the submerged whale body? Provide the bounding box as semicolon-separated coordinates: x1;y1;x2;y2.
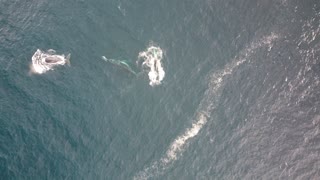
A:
101;56;137;75
31;49;70;74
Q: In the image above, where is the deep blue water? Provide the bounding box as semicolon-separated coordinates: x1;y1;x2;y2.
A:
1;0;320;179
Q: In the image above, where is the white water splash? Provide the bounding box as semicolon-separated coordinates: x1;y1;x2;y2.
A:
164;112;208;162
134;33;279;180
30;49;70;74
138;46;165;86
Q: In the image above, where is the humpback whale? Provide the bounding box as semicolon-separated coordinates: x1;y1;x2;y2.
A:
45;57;63;64
101;56;137;75
31;49;71;74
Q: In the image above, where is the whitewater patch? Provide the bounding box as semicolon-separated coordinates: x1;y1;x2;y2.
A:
30;49;70;74
137;46;165;86
134;33;279;180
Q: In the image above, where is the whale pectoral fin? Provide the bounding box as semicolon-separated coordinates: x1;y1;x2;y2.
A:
47;49;56;55
102;56;108;62
66;54;71;66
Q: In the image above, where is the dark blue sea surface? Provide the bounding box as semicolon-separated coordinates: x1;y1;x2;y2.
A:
1;0;320;179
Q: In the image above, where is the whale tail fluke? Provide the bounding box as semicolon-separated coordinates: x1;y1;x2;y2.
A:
66;54;71;66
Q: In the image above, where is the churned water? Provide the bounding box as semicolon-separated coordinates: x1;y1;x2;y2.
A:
0;0;319;179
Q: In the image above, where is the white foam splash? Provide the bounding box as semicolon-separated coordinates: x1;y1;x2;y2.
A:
134;33;279;180
138;46;165;86
30;49;70;74
164;113;208;162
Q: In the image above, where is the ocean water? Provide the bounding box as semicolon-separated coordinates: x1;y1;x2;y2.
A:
1;0;320;179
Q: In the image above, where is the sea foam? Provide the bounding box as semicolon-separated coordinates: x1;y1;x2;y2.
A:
134;33;279;179
138;46;165;86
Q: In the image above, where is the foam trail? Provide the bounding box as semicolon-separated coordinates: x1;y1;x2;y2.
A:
137;46;165;86
134;33;279;180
